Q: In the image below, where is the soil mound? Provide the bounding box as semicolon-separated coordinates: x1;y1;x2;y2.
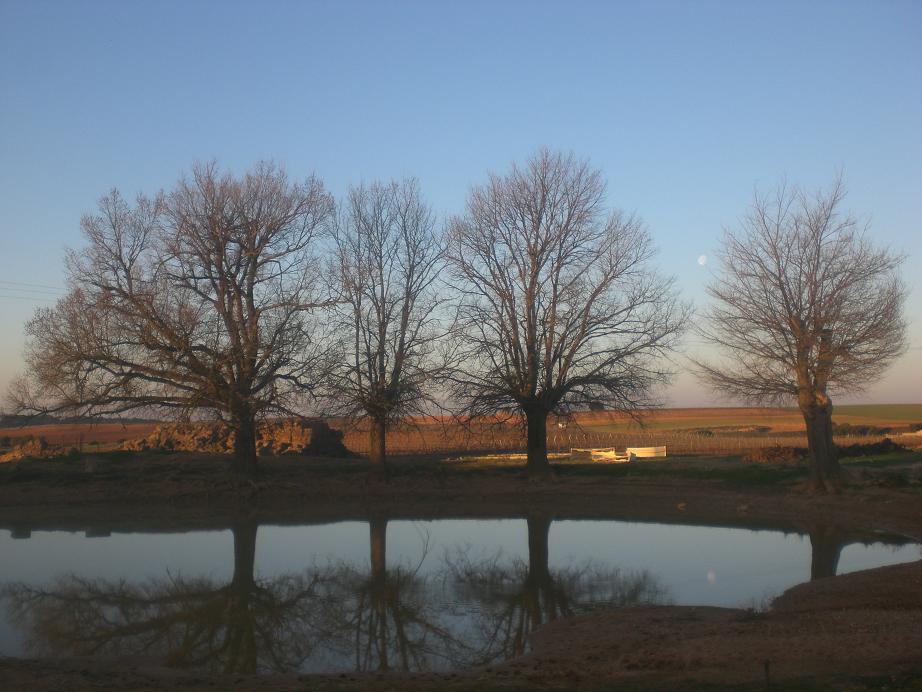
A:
0;436;52;463
121;419;351;457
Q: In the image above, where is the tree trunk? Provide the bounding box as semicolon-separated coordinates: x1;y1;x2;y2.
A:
525;513;556;629
369;517;387;582
525;407;549;474
808;525;844;581
368;416;387;467
526;514;551;585
231;521;258;591
228;521;258;673
801;400;840;492
369;517;389;671
232;411;259;477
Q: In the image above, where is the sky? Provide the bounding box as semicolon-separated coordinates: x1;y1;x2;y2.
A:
0;0;919;407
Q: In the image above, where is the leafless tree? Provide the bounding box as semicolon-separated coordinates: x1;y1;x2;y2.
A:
325;179;445;466
8;162;335;475
695;177;907;491
446;150;687;473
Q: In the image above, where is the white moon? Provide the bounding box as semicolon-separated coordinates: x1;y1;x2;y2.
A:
697;254;708;266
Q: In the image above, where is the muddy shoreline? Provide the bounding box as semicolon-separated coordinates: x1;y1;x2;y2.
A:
2;452;922;689
2;452;921;532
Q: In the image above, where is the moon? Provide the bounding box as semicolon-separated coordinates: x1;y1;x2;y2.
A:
697;254;708;266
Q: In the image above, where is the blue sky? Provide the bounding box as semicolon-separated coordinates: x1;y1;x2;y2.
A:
1;0;919;406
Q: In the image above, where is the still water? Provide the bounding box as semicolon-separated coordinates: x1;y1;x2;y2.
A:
1;518;918;673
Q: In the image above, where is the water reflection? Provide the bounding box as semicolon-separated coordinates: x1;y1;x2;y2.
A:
447;513;669;663
0;517;916;675
808;525;846;580
309;517;468;671
3;521;323;673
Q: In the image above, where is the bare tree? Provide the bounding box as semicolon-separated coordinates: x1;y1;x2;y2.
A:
326;179;445;467
446;150;687;473
8;162;334;476
695;178;907;491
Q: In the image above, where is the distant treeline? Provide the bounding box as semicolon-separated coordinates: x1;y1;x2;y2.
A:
0;414;155;428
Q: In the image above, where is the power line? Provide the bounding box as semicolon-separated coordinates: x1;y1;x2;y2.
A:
0;294;56;302
0;280;65;292
0;286;65;300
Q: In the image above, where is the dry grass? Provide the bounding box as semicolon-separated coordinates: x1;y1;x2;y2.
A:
2;406;920;458
338;408;922;457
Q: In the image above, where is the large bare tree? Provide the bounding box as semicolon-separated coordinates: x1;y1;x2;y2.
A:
326;179;445;467
9;162;334;475
446;150;686;473
695;178;907;491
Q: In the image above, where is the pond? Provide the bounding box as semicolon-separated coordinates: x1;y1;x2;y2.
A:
1;517;918;674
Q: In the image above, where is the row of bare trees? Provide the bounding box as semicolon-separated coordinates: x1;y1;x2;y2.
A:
8;151;908;489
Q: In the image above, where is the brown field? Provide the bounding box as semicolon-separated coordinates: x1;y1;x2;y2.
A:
340;406;922;456
0;422;158;448
3;404;920;457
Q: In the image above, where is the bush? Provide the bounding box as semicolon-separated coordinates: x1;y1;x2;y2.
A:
743;446;807;464
909;422;922;432
0;435;10;448
832;422;892;436
837;438;907;457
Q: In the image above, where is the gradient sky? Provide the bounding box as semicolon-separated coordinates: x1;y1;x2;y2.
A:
1;0;919;407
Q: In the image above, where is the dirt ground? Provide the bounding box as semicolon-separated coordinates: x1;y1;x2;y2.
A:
1;451;922;690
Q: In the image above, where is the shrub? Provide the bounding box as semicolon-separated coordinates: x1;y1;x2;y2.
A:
742;446;807;464
837;438;907;457
832;422;892;436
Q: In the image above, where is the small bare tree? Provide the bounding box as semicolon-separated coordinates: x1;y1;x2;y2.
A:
8;162;335;476
695;178;907;491
446;150;687;473
326;179;445;467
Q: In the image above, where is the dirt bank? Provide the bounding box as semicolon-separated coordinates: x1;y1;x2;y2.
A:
1;452;921;537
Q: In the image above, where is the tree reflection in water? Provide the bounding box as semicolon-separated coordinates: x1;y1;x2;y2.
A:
2;516;671;673
1;518;469;673
808;524;846;581
1;521;324;673
446;514;671;664
311;517;470;671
